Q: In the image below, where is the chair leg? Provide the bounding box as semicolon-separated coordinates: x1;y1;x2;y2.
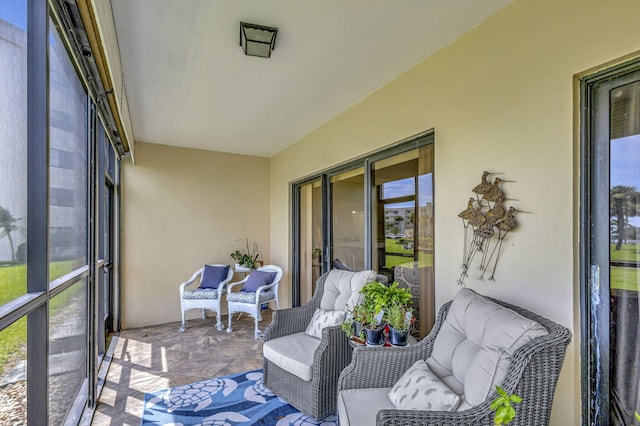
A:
226;309;233;333
257;304;263;321
254;314;261;339
215;309;224;331
179;309;187;332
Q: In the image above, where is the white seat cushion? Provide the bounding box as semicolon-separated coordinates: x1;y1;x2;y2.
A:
321;269;377;311
338;388;395;426
182;288;223;300
263;332;321;381
226;290;274;304
427;288;548;407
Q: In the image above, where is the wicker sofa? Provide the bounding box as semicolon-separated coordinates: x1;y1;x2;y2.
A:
337;288;572;425
263;269;376;420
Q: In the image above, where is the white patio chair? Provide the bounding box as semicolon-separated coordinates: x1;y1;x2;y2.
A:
226;264;282;339
179;264;234;332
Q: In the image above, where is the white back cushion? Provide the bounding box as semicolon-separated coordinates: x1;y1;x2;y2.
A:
426;288;548;407
320;269;377;311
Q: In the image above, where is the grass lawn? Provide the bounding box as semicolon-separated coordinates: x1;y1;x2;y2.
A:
384;237;433;269
611;243;640;262
610;244;639;291
611;267;639;291
0;261;80;375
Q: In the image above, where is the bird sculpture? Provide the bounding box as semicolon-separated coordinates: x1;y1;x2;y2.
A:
457;172;525;285
458;197;478;267
472;171;492;201
485;207;521;281
482;177;507;203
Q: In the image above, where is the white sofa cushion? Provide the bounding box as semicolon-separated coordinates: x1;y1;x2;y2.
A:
388;359;460;411
427;288;548;407
338;388;394;426
263;332;321;381
304;308;346;339
320;269;377;311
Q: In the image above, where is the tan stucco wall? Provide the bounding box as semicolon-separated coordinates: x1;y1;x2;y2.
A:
269;1;640;424
122;142;270;328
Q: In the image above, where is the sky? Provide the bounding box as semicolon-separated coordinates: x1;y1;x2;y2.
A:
611;134;640;226
383;175;433;209
0;0;27;30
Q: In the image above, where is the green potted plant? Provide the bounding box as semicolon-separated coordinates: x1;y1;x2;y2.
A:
341;281;413;346
342;303;366;342
359;293;385;346
385;301;413;346
230;238;261;269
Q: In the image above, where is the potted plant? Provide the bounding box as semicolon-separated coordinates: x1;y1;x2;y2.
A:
230;238;261;269
341;280;413;346
359;295;385;346
385;301;413;346
342;303;366;342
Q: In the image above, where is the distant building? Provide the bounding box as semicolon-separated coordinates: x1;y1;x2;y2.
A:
0;19;86;263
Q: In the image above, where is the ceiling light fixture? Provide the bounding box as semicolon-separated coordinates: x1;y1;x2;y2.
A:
240;22;278;58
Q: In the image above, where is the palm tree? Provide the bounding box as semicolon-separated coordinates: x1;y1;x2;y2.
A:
0;206;21;262
394;215;404;229
610;186;639;250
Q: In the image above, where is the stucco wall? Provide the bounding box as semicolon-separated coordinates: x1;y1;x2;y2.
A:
122;142;270;328
268;1;640;424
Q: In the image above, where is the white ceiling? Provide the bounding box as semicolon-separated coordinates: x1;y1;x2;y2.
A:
111;0;513;158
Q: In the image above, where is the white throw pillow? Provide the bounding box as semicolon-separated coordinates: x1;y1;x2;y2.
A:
304;308;346;339
388;359;460;411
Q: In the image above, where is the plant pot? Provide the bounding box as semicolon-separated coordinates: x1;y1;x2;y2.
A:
363;326;384;346
389;326;409;346
352;320;363;339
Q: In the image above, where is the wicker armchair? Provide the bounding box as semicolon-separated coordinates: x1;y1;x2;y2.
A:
178;264;234;332
263;269;377;420
337;290;572;426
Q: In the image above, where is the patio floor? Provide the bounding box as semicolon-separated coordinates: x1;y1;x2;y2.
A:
86;310;271;425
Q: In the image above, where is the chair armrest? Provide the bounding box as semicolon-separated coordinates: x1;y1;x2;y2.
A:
376;404;492;426
226;277;249;292
254;281;277;297
179;268;203;293
312;324;352;373
338;334;435;391
263;299;319;341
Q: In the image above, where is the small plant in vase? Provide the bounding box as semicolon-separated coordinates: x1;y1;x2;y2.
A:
342;303;366;343
360;301;385;346
358;281;389;346
230;238;262;269
385;302;413;346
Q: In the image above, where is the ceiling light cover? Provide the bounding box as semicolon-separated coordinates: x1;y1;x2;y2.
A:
240;22;278;58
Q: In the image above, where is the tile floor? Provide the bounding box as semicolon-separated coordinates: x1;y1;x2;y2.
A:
86;310;271;425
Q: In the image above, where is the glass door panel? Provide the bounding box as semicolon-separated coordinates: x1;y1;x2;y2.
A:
298;179;322;304
331;168;365;270
372;144;434;338
608;80;640;424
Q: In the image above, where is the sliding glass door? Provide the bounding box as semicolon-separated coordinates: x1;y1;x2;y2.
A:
371;144;434;337
583;61;640;425
331;167;365;271
292;132;434;337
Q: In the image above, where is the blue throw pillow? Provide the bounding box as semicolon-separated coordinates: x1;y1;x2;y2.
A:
199;265;230;289
242;270;276;292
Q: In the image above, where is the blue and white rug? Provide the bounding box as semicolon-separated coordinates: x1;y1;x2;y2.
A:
141;369;338;425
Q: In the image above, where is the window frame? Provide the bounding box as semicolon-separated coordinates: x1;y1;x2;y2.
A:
290;130;434;306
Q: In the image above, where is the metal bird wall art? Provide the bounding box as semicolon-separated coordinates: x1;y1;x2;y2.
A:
457;172;527;285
